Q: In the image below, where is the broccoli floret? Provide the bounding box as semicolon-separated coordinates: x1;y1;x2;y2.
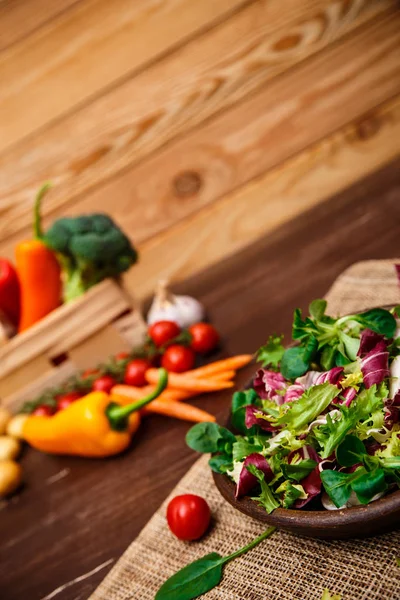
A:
42;213;138;302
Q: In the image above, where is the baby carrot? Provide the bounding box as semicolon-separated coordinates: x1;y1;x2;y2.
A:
145;369;234;392
143;399;215;422
184;355;253;378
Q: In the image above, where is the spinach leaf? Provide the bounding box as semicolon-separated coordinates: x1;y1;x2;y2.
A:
320;470;352;508
208;455;233;474
155;552;225;600
231;389;260;434
351;469;387;504
156;528;276;600
186;422;235;454
256;335;285;369
281;346;310;379
353;308;396;338
336;435;366;467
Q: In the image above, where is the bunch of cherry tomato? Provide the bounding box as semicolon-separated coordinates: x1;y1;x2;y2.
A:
29;321;220;416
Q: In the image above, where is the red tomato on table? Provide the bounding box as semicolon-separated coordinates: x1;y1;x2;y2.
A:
148;321;181;347
92;375;116;394
56;391;82;411
188;323;220;354
32;405;55;417
161;345;195;373
124;359;152;387
167;494;211;541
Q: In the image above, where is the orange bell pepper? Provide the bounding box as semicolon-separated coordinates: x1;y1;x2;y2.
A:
22;369;168;457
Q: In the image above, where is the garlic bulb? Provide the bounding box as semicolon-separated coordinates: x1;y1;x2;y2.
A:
147;280;205;328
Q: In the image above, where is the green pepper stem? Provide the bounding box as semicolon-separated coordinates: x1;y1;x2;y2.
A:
106;368;168;430
34;182;52;239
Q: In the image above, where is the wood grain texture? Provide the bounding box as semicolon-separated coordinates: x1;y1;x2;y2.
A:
0;0;248;150
0;0;80;52
0;0;392;244
2;159;400;600
123;92;400;299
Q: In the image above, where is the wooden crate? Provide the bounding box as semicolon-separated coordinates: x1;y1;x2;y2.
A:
0;279;147;412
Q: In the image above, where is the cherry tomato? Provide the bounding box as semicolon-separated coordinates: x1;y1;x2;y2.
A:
167;494;211;541
92;375;116;394
56;391;82;411
161;345;195;373
82;368;101;379
148;321;181;347
124;358;152;387
188;323;220;354
115;351;130;361
33;405;55;417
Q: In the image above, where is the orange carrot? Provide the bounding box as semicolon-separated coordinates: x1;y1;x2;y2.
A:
143;399;215;422
145;369;234;392
185;355;253;378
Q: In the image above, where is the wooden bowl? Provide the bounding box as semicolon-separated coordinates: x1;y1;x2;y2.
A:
213;469;400;539
213;305;400;539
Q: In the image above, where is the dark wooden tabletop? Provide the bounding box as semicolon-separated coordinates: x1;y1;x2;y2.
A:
2;158;400;600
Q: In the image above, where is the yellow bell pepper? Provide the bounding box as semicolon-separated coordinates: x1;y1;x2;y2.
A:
22;369;168;458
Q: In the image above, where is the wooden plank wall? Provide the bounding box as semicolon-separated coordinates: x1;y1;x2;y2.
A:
0;0;399;301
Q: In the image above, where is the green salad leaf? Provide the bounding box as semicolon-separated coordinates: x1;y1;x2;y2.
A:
282;459;318;481
256;335;285;369
277;383;340;433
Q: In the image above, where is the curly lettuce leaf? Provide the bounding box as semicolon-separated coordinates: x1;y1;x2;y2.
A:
276;383;340;433
256;335;285;369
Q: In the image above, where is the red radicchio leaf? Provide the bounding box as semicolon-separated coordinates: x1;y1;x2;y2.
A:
358;329;386;358
253;369;287;404
340;386;357;407
288;445;322;508
245;405;278;432
283;384;304;403
395;264;400;285
360;340;390;389
294;467;322;508
384;390;400;430
315;367;344;386
235;453;273;499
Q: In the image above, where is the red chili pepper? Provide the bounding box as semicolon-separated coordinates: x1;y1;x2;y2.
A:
0;258;20;327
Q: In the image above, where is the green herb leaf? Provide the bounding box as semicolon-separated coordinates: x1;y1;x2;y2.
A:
248;465;280;513
320;470;352;508
309;299;327;320
321;589;342;600
395;557;400;568
186;422;235;454
351;469;387;504
338;331;360;362
232;436;263;462
280;346;310;379
231;389;260;434
353;308;397;338
155;553;224;600
256;335;285;369
336;435;366;467
208;455;233;474
320;345;338;371
281;459;317;482
156;528;276;600
275;480;306;509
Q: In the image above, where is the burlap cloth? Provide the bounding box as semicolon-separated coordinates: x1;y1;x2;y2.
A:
90;259;400;600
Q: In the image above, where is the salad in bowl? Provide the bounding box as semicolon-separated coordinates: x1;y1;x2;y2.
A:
187;300;400;515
